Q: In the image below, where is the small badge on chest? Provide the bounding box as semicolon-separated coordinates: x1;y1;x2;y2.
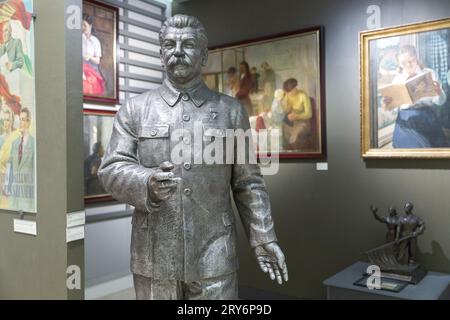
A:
209;107;218;120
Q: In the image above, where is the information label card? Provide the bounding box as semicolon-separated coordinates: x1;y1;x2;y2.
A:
14;219;37;236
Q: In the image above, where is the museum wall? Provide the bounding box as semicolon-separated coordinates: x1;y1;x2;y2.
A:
0;0;84;299
173;0;450;299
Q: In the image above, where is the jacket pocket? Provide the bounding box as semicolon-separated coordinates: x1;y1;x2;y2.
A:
138;124;170;167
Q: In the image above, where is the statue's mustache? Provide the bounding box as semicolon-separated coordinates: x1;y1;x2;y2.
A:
168;57;192;67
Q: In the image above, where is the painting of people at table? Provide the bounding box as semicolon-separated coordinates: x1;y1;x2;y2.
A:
202;28;325;158
83;0;118;104
0;0;36;213
373;28;450;149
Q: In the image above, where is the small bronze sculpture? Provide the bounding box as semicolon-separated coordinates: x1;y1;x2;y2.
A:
367;202;426;284
397;203;425;265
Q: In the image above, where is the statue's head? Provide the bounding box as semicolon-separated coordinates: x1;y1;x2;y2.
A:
388;207;397;217
159;14;208;85
405;202;414;214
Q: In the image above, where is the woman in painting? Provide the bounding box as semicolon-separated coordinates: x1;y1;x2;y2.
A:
281;78;313;150
0;104;18;206
82;14;105;96
226;66;240;97
236;61;254;116
382;45;448;148
261;61;276;111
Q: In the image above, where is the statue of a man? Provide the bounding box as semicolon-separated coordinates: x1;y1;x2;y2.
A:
370;205;400;243
98;14;288;300
397;203;425;265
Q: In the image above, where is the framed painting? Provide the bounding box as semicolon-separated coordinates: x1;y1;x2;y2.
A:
0;0;36;213
361;18;450;158
83;110;115;203
203;26;326;159
83;0;119;105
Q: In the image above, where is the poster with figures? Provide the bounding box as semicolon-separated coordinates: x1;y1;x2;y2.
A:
0;0;36;213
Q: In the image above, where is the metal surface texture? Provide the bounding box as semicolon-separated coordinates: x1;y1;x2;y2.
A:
98;14;288;300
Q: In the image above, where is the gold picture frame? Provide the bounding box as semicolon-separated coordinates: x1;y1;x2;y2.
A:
361;18;450;159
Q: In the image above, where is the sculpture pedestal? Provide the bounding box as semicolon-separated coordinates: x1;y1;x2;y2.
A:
323;262;450;300
379;264;427;284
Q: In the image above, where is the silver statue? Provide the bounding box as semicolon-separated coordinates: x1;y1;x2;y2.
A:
98;14;288;300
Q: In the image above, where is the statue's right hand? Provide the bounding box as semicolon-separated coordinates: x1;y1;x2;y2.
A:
370;205;377;213
148;162;180;203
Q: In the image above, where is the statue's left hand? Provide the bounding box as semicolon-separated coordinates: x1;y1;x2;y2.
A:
254;242;288;285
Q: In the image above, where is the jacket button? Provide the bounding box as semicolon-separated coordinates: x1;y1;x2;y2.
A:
183;162;192;170
183;137;191;145
183;114;190;122
150;129;158;137
183;188;192;196
182;94;190;101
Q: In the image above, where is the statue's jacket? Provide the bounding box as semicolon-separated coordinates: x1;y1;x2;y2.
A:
98;80;277;281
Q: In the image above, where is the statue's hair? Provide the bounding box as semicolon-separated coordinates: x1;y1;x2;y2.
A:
159;14;208;48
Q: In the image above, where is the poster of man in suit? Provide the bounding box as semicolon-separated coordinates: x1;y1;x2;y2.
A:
0;0;36;213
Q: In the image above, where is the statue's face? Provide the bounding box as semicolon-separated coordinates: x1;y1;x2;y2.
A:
160;27;207;84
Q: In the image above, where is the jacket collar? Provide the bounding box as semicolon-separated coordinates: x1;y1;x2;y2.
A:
159;79;211;108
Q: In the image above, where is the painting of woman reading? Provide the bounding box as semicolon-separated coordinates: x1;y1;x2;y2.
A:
361;19;450;157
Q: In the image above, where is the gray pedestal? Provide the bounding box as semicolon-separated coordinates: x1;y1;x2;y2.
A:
323;262;450;300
